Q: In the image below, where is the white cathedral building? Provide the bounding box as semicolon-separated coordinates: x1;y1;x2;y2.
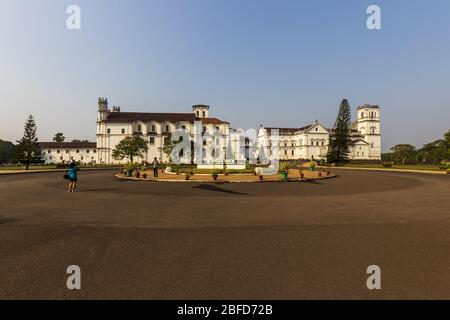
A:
256;104;381;162
96;98;234;164
41;99;381;164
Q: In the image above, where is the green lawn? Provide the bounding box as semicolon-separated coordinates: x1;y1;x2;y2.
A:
0;165;57;171
342;163;445;171
0;164;121;171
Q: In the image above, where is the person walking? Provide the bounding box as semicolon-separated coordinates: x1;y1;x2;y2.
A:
153;157;159;179
67;161;79;192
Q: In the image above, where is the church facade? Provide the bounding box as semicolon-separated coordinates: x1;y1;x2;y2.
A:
96;98;234;164
256;104;381;161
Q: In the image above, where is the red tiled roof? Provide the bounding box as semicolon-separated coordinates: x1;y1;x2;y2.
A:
104;112;196;123
103;112;228;125
200;118;229;124
266;124;314;134
39;142;97;149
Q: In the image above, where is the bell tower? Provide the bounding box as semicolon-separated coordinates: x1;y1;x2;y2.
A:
97;97;109;122
357;104;381;160
193;105;210;118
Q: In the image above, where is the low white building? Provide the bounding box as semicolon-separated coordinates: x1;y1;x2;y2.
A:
40;142;98;164
257;104;381;161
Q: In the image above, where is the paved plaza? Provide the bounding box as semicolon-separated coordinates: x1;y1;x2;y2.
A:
1;169;450;299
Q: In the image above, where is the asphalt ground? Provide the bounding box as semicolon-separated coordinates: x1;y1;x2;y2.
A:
0;169;449;299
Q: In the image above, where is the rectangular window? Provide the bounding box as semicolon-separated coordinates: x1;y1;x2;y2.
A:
93;150;96;153
311;142;314;146
107;128;111;134
76;150;79;153
66;150;69;154
122;129;125;134
87;150;90;153
149;137;155;145
48;150;51;153
57;150;60;153
152;125;156;132
182;125;186;130
137;125;142;132
166;125;169;132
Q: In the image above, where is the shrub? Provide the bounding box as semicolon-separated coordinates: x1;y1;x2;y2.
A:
278;162;290;173
55;163;68;169
439;162;450;170
383;162;393;168
124;162;137;170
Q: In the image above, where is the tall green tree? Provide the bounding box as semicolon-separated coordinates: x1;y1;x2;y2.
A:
391;144;416;165
112;136;148;162
444;129;450;149
15;115;43;170
53;132;65;142
0;140;16;164
418;140;447;164
327;99;352;164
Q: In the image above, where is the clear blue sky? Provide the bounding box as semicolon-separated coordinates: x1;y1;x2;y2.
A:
1;0;449;151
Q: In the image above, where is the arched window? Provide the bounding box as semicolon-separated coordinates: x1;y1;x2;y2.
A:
203;111;206;118
361;112;364;118
292;150;294;156
196;111;199;117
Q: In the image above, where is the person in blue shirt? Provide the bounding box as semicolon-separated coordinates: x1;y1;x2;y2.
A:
67;161;79;192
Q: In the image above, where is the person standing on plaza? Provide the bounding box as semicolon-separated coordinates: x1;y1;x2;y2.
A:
66;161;79;192
153;157;159;179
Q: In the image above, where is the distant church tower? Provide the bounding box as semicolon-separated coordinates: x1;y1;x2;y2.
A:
97;97;109;122
193;105;209;118
356;104;381;160
96;97;110;164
